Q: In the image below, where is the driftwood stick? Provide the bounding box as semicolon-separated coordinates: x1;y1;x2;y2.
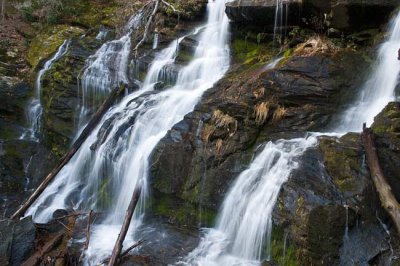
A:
134;0;160;56
22;232;64;266
84;210;93;250
108;187;142;266
120;239;146;258
361;123;400;234
10;85;126;220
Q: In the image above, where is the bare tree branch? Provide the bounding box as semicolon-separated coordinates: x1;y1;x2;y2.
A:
134;0;160;57
161;0;179;13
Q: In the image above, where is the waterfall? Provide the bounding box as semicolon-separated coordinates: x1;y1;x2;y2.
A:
273;0;289;46
335;11;400;133
26;0;230;263
21;40;70;141
78;12;144;127
153;32;159;49
181;137;317;265
181;10;400;266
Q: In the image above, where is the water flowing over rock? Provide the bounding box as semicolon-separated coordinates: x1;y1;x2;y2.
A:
25;0;231;263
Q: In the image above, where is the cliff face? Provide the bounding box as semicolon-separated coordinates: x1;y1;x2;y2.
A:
1;0;400;265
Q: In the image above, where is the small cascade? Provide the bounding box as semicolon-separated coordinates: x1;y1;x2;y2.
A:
180;137;318;265
78;12;144;127
262;56;284;71
336;11;400;132
21;40;70;141
273;0;289;46
95;27;109;41
153;32;159;49
344;204;349;239
26;0;230;263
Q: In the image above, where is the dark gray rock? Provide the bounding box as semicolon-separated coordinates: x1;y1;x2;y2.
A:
0;217;36;266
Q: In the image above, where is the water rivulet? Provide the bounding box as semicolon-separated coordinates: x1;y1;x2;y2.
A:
21;40;70;141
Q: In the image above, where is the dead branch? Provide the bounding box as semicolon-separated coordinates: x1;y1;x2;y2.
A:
84;210;93;250
134;0;160;57
10;85;126;220
22;232;64;266
362;123;400;234
120;240;146;258
108;187;142;266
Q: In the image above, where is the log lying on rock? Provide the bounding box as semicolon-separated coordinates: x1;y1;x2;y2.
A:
11;85;126;220
361;123;400;234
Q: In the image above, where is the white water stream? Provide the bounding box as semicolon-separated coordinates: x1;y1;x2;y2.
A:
26;0;230;263
180;10;400;266
21;40;70;141
77;12;144;128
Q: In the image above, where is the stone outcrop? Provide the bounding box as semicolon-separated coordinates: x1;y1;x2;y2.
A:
226;0;398;32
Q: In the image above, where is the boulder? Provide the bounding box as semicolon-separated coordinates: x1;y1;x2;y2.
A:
0;217;36;266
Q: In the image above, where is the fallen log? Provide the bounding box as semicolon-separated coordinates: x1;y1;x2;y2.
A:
108;187;142;266
11;85;126;220
84;210;93;250
21;232;64;266
361;123;400;234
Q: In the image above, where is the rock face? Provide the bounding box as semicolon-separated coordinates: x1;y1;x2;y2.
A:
150;47;369;225
0;217;36;266
225;0;302;27
226;0;398;32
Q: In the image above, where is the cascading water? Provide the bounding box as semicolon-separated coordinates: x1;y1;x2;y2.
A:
335;11;400;133
273;0;289;46
181;10;400;266
21;40;70;141
181;137;317;265
78;12;144;127
26;0;230;263
153;32;159;49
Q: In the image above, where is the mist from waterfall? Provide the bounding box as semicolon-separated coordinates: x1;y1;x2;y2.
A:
26;0;230;263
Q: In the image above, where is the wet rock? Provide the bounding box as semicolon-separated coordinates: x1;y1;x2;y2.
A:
0;216;36;266
226;0;398;33
225;0;302;27
0;81;31;139
151;48;369;228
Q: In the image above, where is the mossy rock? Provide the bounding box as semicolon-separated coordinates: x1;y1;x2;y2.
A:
27;25;84;70
319;133;367;196
269;225;300;266
152;190;217;228
163;0;208;20
371;102;400;133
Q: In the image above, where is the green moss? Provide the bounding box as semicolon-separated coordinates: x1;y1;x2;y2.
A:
27;25;84;69
270;226;300;266
372;102;400;133
319;134;363;194
98;177;112;209
152;192;217;227
232;38;274;65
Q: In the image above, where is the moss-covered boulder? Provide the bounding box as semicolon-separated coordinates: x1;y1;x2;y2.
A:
319;133;368;197
27;25;84;70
